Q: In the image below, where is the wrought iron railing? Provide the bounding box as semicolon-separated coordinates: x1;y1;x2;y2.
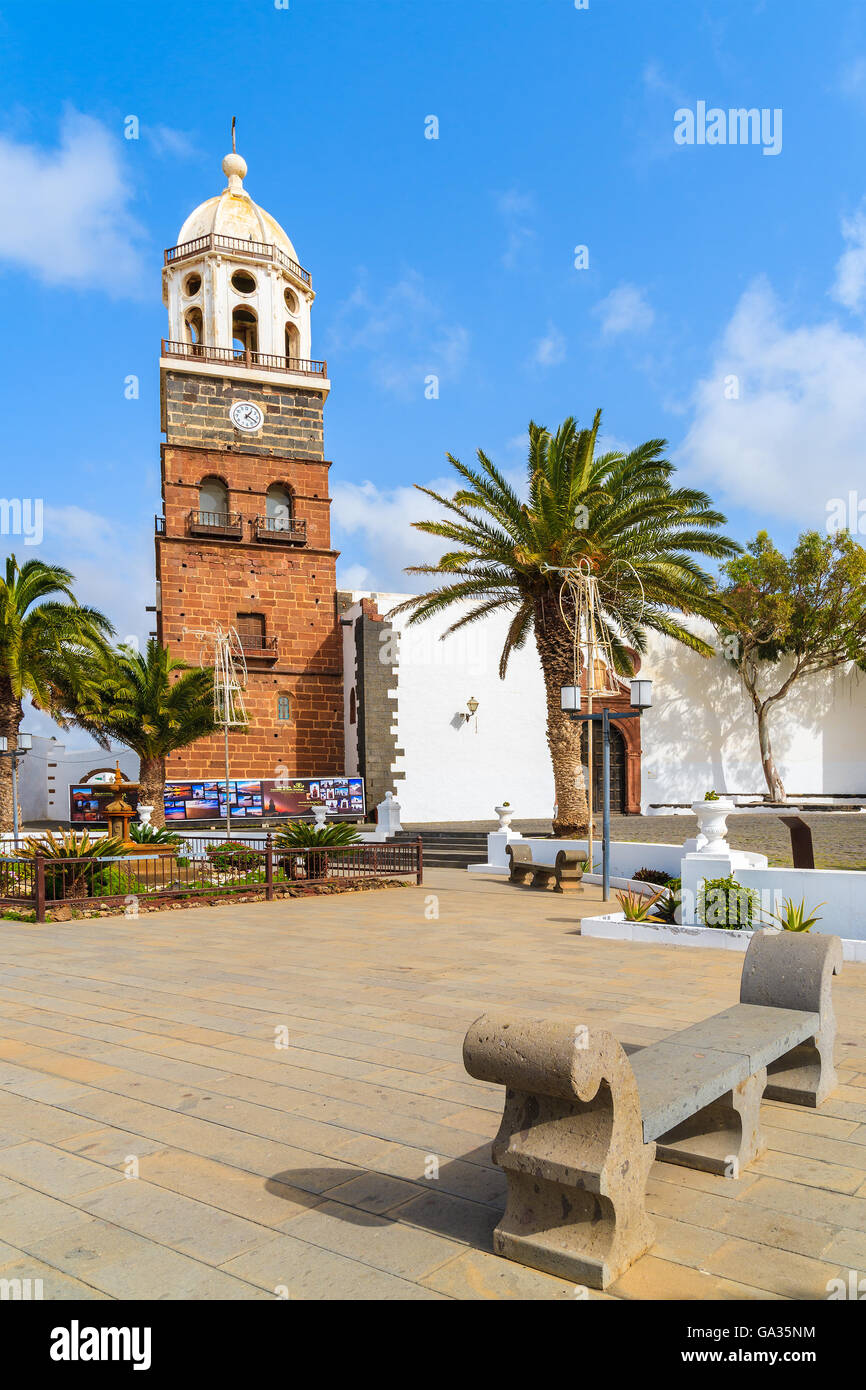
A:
253;515;307;544
186;509;244;538
164;233;312;286
162;339;326;377
0;838;422;920
236;633;279;658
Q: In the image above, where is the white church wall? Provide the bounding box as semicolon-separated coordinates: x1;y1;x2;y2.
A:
349;592;554;823
347;593;866;823
640;627;866;805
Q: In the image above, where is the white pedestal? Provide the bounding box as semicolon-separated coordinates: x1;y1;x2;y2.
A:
467;828;523;876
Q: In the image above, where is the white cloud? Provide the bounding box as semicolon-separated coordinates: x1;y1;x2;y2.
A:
0;111;147;294
39;504;154;648
146;125;197;159
531;322;566;367
679;275;866;524
496;188;535;270
593;283;655;337
328;271;469;397
332;477;456;592
831;207;866;311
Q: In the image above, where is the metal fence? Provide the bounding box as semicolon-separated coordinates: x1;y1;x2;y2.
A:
0;837;422;921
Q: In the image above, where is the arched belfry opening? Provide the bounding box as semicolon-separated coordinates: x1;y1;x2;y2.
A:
232;307;258;361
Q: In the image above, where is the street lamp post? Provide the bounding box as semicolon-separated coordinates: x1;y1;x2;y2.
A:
560;681;652;902
0;733;33;847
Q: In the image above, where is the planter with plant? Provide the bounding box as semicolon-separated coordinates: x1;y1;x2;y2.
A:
697;874;760;930
762;896;825;933
614;886;668;922
275;820;362;881
17;829;126;900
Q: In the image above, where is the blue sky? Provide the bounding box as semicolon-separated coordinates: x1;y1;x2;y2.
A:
3;0;866;667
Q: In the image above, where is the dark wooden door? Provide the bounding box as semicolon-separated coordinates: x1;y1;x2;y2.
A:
586;720;626;815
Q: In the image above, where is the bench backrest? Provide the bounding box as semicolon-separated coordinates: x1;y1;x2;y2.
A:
506;843;533;866
740;928;842;1014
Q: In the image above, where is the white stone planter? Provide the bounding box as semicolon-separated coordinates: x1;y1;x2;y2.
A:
494;805;514;831
580;912;866;962
312;805;327;829
692;798;736;854
136;804;154;827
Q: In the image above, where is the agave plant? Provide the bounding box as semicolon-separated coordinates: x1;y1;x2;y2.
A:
763;896;825;933
275;820;361;848
128;822;182;846
17;829;126;900
615;886;667;922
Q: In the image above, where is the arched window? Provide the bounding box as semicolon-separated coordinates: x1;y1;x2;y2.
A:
285;321;300;362
266;483;293;532
184;307;203;350
198;476;229;525
277;694;291;722
232;307;258;360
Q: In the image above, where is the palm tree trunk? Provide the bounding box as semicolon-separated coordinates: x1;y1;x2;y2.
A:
0;686;22;834
138;755;166;828
534;597;589;837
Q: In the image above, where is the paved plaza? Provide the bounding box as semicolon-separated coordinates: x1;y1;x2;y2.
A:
0;870;864;1300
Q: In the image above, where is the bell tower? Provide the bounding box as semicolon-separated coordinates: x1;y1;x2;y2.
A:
155;136;343;783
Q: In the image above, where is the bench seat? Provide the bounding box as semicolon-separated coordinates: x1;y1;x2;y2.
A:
632;1003;819;1143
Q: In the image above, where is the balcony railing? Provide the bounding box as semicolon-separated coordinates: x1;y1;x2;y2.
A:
186;509;244;539
252;515;307;544
237;633;278;661
164;233;311;286
162;339;327;378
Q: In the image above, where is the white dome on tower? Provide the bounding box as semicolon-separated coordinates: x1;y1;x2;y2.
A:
162;135;326;387
176;153;300;264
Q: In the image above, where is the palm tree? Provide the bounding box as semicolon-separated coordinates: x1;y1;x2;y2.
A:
392;413;740;835
73;639;216;827
0;556;113;831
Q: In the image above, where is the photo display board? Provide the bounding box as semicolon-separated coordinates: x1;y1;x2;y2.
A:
70;776;365;823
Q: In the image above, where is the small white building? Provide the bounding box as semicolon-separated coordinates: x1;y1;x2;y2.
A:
340;590;866;822
18;737;139;825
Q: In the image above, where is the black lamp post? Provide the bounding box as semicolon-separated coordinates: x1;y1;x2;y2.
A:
0;733;32;847
560;681;652;901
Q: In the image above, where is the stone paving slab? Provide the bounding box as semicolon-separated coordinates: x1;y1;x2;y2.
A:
0;867;863;1299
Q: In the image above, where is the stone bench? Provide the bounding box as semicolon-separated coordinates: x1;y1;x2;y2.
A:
506;843;583;895
463;929;841;1288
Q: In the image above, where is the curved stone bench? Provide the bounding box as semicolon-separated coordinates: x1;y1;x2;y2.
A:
505;843;584;895
463;929;842;1288
463;1015;655;1289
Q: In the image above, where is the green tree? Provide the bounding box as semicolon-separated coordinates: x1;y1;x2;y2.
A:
73;639;216;826
0;556;113;831
392;413;739;835
719;530;866;802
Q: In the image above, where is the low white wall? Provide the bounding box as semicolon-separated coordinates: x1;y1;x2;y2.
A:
518;836;683;880
735;866;866;942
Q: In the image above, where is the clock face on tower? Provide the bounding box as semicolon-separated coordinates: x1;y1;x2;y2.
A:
230;400;263;433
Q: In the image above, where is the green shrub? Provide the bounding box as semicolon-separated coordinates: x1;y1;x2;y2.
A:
91;865;145;897
698;875;759;929
632;867;673;886
205;843;263;872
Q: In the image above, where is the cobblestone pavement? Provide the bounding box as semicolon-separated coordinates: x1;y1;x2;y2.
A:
0;872;864;1300
409;813;866;870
